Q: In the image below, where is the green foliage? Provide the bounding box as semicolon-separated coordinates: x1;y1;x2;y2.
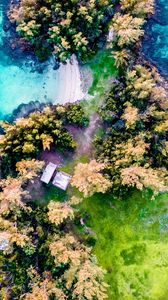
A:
0;104;88;168
64;103;89;127
9;0;114;62
96;65;168;198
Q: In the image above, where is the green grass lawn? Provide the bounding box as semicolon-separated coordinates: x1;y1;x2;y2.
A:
87;49;117;95
78;191;168;300
80;49;118;116
42;179;168;300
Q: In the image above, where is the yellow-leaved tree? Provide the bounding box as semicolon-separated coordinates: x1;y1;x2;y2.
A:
126;65;155;99
71;160;111;197
122;102;139;129
49;233;108;300
121;166;168;198
0;177;29;215
16;159;44;181
47;201;74;226
120;0;154;16
111;13;145;47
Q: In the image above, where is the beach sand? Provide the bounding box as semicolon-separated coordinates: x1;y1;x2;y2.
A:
55;54;84;104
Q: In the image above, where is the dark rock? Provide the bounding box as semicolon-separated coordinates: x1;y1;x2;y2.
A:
36;65;44;73
7;101;52;122
53;62;60;70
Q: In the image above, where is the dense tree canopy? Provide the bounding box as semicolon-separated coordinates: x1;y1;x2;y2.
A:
120;0;154;16
95;65;168;198
9;0;113;61
110;13;145;47
0;160;108;299
0;104;88;169
1;0;167;298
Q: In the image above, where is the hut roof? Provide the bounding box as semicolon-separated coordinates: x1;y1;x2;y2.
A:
40;162;57;184
52;171;71;191
0;236;10;251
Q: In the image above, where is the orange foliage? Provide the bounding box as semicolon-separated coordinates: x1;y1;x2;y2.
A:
49;233;108;299
71;160;111;197
47;201;74;225
16;159;44;181
0;217;31;250
0;177;29;214
49;233;90;266
121;166;168;198
73;260;108;300
122;103;139;128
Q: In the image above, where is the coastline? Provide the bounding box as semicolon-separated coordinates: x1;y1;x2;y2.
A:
2;0;167;121
0;2;85;120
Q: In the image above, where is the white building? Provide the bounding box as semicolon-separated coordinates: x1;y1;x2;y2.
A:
40;162;57;184
52;171;71;191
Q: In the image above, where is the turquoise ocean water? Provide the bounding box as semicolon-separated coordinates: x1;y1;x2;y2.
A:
0;1;59;119
142;0;168;77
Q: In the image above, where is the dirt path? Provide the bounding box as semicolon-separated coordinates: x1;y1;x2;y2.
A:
76;113;101;157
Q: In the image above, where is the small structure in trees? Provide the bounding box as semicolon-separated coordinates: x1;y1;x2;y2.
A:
52;171;71;191
40;162;57;184
0;234;10;251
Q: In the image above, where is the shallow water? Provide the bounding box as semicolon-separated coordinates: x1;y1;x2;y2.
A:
0;2;60;119
142;0;168;78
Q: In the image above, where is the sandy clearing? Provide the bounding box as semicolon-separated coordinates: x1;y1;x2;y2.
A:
55;54;84;104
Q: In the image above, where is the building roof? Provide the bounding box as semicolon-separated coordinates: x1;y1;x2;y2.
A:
52;171;71;191
0;236;10;251
40;162;57;184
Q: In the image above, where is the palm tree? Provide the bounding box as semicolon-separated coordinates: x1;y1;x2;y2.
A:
113;49;130;68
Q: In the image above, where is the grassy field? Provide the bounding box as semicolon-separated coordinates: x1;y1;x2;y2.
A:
87;49;117;95
42;180;168;300
80;49;118;116
79;191;168;300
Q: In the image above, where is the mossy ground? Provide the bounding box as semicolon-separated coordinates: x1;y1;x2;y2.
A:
87;49;117;95
78;191;168;300
80;49;118;116
42;176;168;300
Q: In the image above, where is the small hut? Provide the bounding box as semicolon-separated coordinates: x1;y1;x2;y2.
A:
40;162;57;184
0;234;10;251
52;171;71;191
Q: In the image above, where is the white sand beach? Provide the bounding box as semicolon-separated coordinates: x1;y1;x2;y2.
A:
55;54;84;104
0;51;85;118
0;2;85;118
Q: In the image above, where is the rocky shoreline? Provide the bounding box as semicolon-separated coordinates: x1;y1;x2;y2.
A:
5;101;51;122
